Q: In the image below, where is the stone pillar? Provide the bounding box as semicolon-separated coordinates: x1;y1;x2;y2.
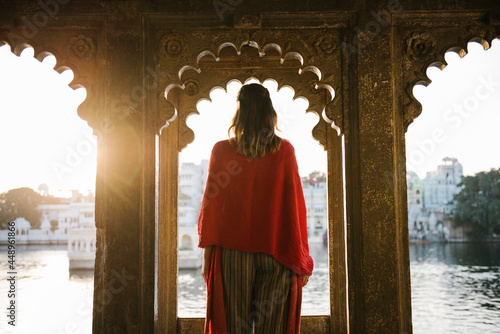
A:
91;15;156;334
343;7;412;333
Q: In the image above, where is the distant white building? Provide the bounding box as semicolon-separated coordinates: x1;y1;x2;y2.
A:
178;160;209;214
0;189;96;268
407;157;463;242
0;190;96;246
36;190;95;238
0;216;67;245
177;160;209;268
422;157;463;214
68;224;96;269
407;171;423;210
302;177;327;243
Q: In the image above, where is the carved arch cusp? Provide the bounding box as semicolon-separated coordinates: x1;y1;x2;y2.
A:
401;24;500;131
158;85;179;135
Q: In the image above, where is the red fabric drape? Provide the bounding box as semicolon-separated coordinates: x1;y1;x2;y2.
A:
199;139;313;333
204;246;226;334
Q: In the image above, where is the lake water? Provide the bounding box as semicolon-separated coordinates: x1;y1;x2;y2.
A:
1;243;499;333
410;243;500;334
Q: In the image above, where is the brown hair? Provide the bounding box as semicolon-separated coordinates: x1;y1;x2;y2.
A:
228;84;281;159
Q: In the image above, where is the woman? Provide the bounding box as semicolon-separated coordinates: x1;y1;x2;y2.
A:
198;83;313;334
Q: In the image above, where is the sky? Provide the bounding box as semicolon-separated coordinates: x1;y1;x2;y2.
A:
179;79;327;176
406;39;500;178
0;45;90;196
0;39;499;195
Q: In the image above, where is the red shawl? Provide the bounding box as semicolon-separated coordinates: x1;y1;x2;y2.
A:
198;138;313;334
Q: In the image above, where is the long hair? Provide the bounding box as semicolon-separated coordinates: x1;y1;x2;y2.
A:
228;84;281;159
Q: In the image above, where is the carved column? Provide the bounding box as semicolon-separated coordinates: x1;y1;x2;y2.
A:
91;14;156;334
343;8;413;333
0;6;156;332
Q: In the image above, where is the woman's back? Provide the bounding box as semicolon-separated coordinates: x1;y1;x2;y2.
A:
198;83;313;334
198;138;313;275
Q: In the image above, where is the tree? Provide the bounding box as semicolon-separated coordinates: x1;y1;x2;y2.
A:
0;188;42;229
453;168;500;241
40;194;66;205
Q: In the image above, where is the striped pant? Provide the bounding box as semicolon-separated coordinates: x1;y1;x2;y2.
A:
220;247;292;334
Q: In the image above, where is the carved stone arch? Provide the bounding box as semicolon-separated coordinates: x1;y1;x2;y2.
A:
156;30;346;148
171;76;332;152
0;23;105;134
0;40;88;92
396;12;500;131
153;21;349;333
164;65;336;152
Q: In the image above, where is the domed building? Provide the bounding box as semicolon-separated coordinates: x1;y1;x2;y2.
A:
41;216;51;235
14;217;31;238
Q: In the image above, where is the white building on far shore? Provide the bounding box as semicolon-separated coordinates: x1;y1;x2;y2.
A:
0;216;68;245
0;188;97;269
422;157;463;214
178;160;209;214
177;160;209;268
0;189;96;246
302;176;328;243
407;157;464;242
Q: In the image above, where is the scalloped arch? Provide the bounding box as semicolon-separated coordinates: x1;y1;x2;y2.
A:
182;78;325;154
0;39;96;138
0;39;88;90
161;40;341;147
187;77;315;118
171;41;329;84
417;37;492;87
404;35;500;131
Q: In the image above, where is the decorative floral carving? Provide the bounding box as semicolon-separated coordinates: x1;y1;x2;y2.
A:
184;79;199;96
405;32;436;60
68;34;96;59
306;79;321;95
234;14;261;28
166;40;181;55
315;34;338;55
160;33;188;59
